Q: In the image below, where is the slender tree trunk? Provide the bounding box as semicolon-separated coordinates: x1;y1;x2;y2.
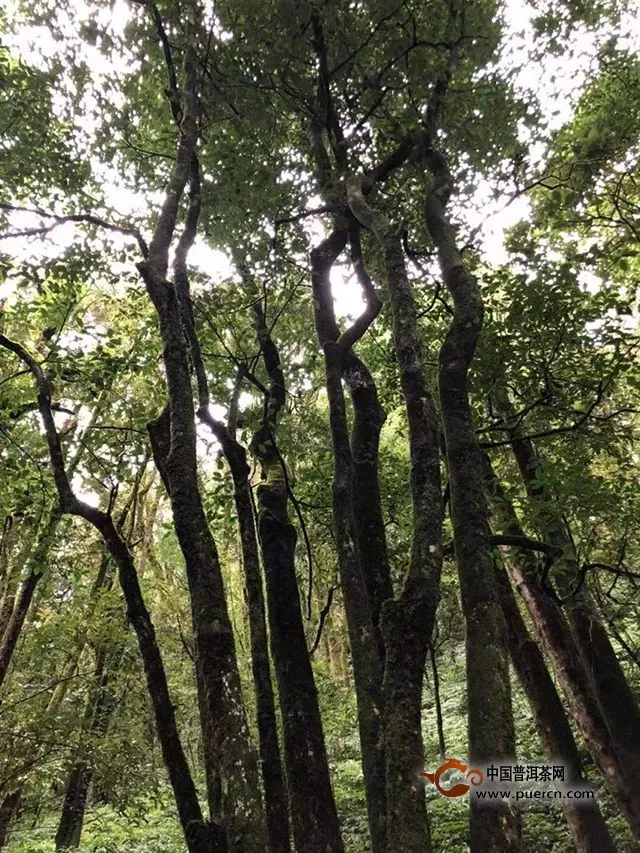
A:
96;517;217;853
0;399;104;693
140;129;264;853
147;404;262;851
249;302;343;853
55;764;92;850
0;508;61;691
130;7;264;845
54;658;116;850
492;558;616;853
0;790;21;850
0;12;224;847
311;230;385;853
344;349;392;651
0;340;216;852
255;474;344;853
2;556;117;851
208;420;291;853
343;345;393;660
429;645;446;761
55;645;122;851
489;472;640;838
424;147;520;853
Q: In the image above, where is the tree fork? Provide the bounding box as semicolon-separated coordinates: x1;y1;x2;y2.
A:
347;178;443;853
311;228;386;853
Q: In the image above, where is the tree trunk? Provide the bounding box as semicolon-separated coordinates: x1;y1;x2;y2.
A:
430;645;446;761
55;764;92;850
424;148;520;853
344;348;392;659
347;182;444;853
489;472;640;838
0;86;218;853
492;558;616;853
311;229;385;853
255;476;344;853
211;422;291;853
0;790;21;850
494;389;640;834
147;402;264;852
0;508;61;691
97;516;217;853
250;302;343;853
135;9;264;846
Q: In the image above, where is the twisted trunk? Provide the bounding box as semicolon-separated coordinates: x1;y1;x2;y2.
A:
343;348;392;661
311;230;385;853
347;182;443;853
424;148;519;853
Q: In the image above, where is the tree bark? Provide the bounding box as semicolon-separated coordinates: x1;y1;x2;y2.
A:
307;17;395;849
342;226;393;658
311;229;385;853
492;558;616;853
147;402;263;853
488;470;640;838
0;790;21;850
343;348;392;660
250;302;344;853
55;764;92;850
347;181;443;853
88;515;218;853
494;387;640;834
424;147;520;853
204;412;291;853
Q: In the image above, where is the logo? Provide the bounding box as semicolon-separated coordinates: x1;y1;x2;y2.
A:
419;760;594;806
420;758;484;798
